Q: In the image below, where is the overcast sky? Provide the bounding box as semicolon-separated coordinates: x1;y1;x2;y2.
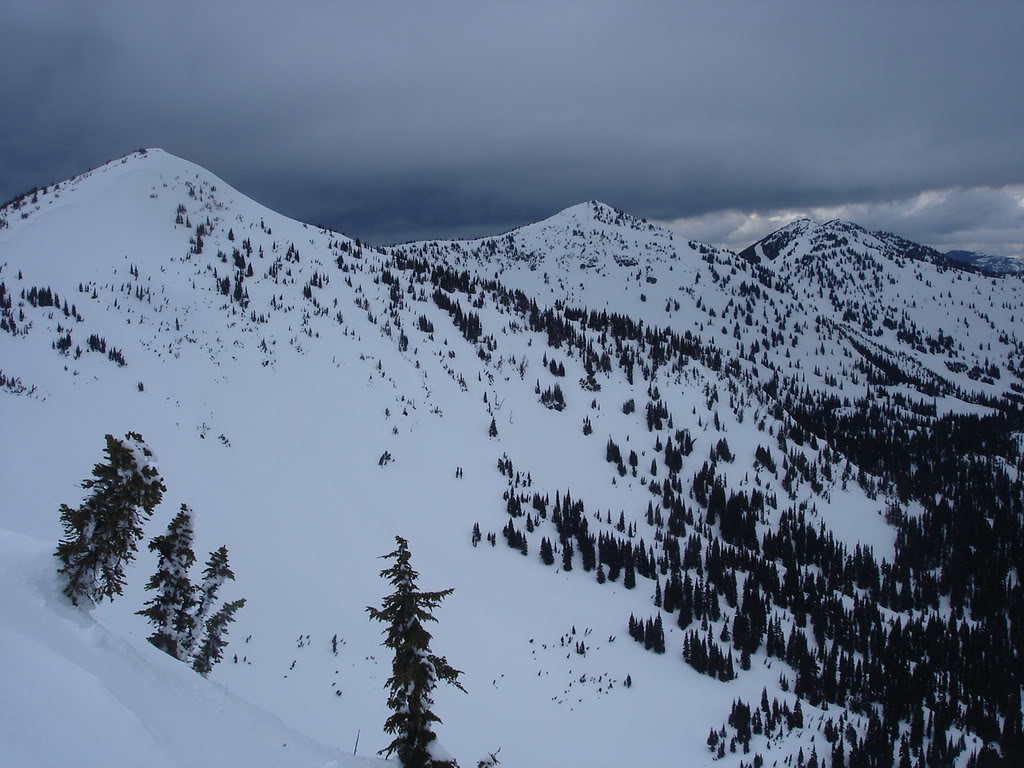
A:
2;1;1023;256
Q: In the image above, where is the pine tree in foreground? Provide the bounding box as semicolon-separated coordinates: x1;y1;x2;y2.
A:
137;504;197;659
367;536;465;768
191;546;235;645
137;506;245;675
190;544;244;676
55;431;166;606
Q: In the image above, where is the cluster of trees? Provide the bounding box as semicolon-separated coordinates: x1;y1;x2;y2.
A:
0;280;15;334
55;436;483;766
501;519;528;555
543;353;565;377
2;281;86;335
54;432;244;677
432;288;484;345
682;628;735;681
713;692;804;757
627;613;665;653
389;226;1022;764
538;382;566;411
137;505;245;676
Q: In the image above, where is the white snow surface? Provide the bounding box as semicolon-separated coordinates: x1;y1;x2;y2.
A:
0;529;384;768
1;149;1018;767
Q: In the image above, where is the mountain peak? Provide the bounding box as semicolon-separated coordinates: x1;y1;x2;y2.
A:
736;218;813;262
738;216;953;270
554;200;652;231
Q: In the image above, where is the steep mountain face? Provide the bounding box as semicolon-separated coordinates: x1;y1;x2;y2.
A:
395;200;706;326
736;217;816;264
946;249;1024;276
404;210;1023;407
2;151;1022;768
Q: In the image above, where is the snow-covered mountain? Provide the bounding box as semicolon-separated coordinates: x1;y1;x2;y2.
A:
402;209;1022;405
945;248;1024;276
2;150;1021;768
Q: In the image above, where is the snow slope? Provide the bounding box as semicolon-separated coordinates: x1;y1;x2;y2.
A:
2;151;765;767
0;528;383;768
400;209;1024;408
2;150;1019;767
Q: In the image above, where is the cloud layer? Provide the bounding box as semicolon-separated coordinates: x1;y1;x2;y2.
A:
2;1;1023;252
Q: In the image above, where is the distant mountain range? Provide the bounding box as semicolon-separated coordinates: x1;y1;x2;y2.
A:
944;248;1024;275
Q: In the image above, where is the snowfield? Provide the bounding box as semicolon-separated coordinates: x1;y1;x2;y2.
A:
1;150;1018;767
0;528;385;768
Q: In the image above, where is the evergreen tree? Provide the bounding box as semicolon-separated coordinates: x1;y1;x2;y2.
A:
136;507;245;675
652;614;666;654
367;536;465;767
540;537;555;566
192;598;246;677
137;505;197;659
624;559;636;589
55;432;166;606
561;539;574;571
191;545;236;648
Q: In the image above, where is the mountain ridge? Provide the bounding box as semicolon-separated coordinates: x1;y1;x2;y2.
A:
945;248;1024;275
2;148;1022;768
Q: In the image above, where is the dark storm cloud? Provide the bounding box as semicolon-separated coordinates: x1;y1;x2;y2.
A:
2;1;1023;251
